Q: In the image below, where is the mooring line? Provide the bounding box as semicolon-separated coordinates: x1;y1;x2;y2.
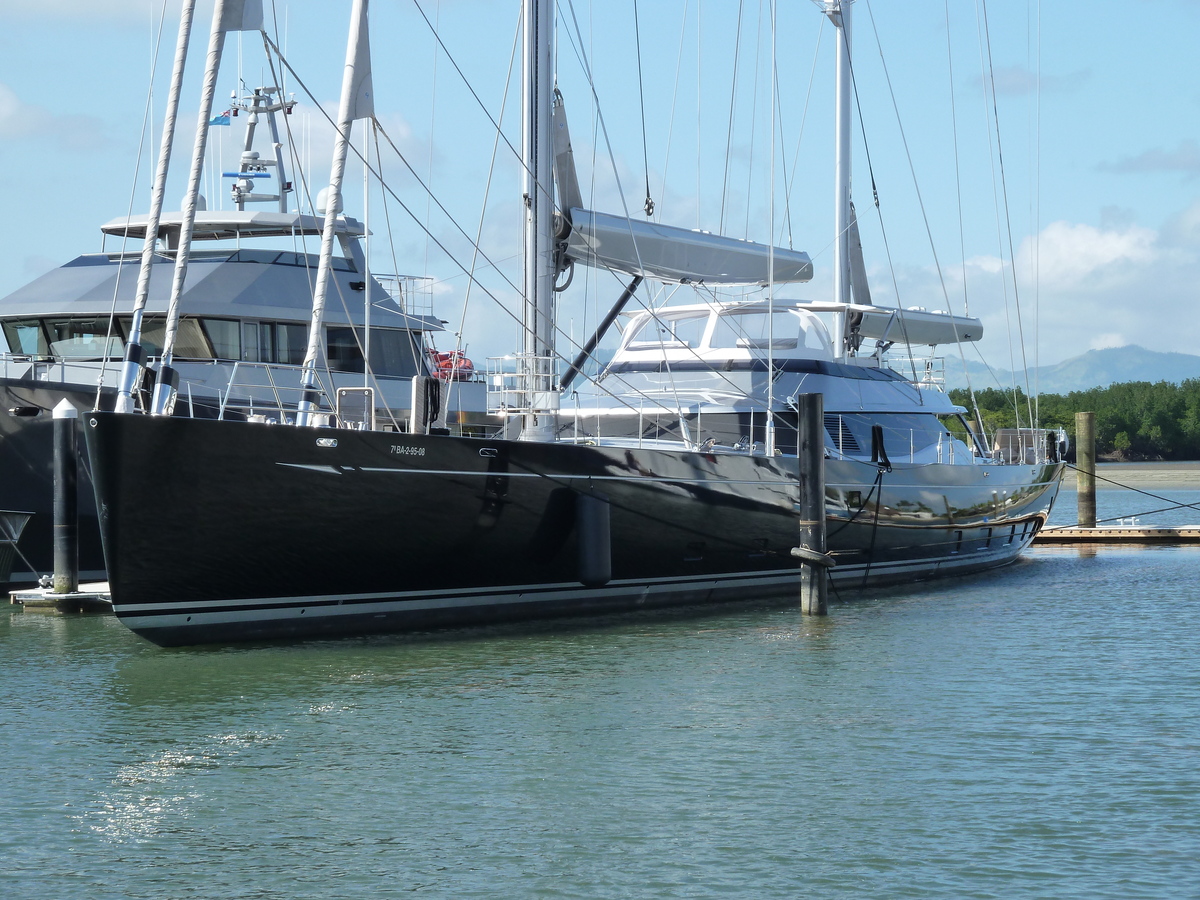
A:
1049;462;1200;528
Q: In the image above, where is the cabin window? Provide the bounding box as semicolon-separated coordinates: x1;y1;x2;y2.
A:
201;318;241;360
368;328;422;377
627;313;708;349
326;326;422;377
2;319;48;356
831;413;950;458
119;317;212;359
276;323;307;365
257;322;275;364
326;327;365;373
42;318;123;359
708;310;829;352
239;321;308;365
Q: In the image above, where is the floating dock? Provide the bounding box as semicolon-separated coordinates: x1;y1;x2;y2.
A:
1035;526;1200;545
10;582;113;613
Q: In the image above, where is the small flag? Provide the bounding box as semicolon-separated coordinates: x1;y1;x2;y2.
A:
209;110;232;126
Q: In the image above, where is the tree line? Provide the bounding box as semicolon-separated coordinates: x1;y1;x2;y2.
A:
949;380;1200;460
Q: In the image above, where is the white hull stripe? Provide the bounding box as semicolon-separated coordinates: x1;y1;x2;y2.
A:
277;462;1059;491
114;545;1025;622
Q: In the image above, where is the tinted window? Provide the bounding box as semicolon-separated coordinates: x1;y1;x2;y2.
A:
44;318;123;359
326;327;421;376
840;413;949;455
326;327;364;373
118;317;211;359
369;329;421;377
201;318;240;360
277;323;307;365
2;319;48;356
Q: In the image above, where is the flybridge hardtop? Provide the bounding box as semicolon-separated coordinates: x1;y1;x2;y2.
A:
101;210;366;242
569;300;982;425
609;300;983;362
0;249;442;332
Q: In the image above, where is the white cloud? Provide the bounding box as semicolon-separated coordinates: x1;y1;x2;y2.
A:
973;66;1090;97
1018;220;1158;291
1101;140;1200;176
860;206;1200;368
1089;333;1127;351
0;82;107;150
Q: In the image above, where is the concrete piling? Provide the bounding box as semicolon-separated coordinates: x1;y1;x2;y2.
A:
52;399;78;595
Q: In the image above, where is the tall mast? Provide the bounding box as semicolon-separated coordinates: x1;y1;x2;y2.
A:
151;0;265;416
828;0;853;312
115;0;197;415
295;0;374;427
520;0;556;439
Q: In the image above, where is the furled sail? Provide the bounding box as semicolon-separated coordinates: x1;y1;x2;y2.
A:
564;208;813;286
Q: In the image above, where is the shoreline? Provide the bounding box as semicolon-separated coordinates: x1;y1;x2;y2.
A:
1066;460;1200;489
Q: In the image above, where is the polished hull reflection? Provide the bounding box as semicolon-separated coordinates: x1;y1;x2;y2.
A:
85;413;1062;646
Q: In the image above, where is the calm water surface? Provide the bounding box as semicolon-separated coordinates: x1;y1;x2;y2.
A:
3;470;1199;898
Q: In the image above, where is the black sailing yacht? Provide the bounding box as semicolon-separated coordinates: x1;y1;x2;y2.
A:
85;0;1063;646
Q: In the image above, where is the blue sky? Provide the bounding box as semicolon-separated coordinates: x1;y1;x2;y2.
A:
2;0;1199;379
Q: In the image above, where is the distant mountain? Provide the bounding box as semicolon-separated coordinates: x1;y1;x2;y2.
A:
943;345;1200;395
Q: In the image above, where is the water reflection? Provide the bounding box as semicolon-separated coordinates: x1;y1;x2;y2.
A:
5;533;1200;898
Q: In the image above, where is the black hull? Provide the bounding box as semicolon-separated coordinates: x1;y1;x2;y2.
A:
85;413;1062;646
0;377;231;585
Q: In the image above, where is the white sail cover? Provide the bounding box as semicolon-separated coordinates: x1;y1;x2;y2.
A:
853;305;983;345
345;0;374;120
565;208;813;285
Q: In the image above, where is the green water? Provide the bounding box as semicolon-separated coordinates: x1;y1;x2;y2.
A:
3;539;1198;898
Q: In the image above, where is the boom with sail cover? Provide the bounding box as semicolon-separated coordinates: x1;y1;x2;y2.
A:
564;209;813;286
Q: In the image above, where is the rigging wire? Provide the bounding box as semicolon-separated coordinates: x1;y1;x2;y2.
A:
559;2;789;420
423;0;442;277
559;4;692;439
95;0;172;410
656;0;691;223
407;0;551;211
972;6;1021;429
718;0;746;233
944;0;988;441
784;21;824;244
842;3;920;387
771;39;792;248
742;0;765;242
980;0;1035;430
445;9;522;412
631;0;654;216
266;32;750;439
1032;0;1043;428
975;0;1034;431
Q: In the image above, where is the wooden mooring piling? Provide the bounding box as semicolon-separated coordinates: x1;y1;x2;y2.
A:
1034;409;1200;546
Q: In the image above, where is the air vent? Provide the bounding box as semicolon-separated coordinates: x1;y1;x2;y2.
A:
824;413;861;453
